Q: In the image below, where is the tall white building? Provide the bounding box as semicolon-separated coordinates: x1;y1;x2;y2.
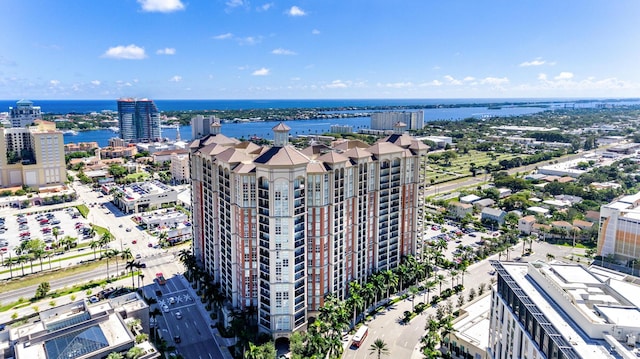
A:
9;99;42;128
191;115;219;140
489;260;640;359
371;111;424;130
597;191;640;264
170;152;190;184
190;122;428;337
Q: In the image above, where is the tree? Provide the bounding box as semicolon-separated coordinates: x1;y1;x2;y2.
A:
369;338;390;359
35;281;50;299
107;353;124;359
90;240;100;260
409;285;420;312
126;346;144;359
126;260;141;288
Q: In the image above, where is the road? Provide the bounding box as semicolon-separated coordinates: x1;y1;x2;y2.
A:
142;273;226;359
342;241;583;359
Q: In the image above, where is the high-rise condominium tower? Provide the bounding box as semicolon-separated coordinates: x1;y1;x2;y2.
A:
190;122;428;337
117;98;161;143
9;99;42;128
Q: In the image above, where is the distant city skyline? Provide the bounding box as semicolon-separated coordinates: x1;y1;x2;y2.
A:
1;0;639;100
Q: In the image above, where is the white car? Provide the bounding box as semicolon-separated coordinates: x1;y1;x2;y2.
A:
175;311;182;320
162;304;169;313
169;297;176;304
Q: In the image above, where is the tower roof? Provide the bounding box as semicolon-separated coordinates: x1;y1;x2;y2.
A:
254;146;310;166
272;122;291;132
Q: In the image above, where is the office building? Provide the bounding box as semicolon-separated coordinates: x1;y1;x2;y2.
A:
0;120;66;189
190;122;428;337
112;180;178;213
8;99;42;128
370;111;424;131
5;292;158;359
597;191;640;263
117;98;161;143
489;261;640;359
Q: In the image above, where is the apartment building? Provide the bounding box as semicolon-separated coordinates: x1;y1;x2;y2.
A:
170;152;190;184
8;99;41;128
0;120;66;189
370;110;424;130
117;98;161;143
190;122;427;337
597;191;640;263
489;261;640;359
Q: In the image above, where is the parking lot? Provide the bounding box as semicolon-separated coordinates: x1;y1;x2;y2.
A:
0;207;93;257
419;222;495;262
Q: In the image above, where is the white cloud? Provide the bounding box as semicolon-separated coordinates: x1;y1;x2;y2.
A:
463;76;475;82
213;33;233;40
519;58;547;67
538;73;547;81
138;0;185;13
156;48;176;55
50;80;60;86
378;82;414;89
91;80;101;86
252;68;270;76
444;75;462;85
311;29;320;35
258;3;273;11
287;6;306;16
169;75;182;82
226;0;244;7
272;48;296;55
239;36;262;45
291;77;301;81
325;80;348;89
480;77;509;85
102;45;146;60
554;72;574;80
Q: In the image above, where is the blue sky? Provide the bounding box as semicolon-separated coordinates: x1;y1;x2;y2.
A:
1;0;639;100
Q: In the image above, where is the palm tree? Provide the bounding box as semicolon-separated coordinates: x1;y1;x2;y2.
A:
424;280;436;304
138;273;145;289
439;316;457;354
369;338;390;359
111;249;121;276
382;269;398;300
90;240;100;260
52;227;60;244
437;274;446;295
106;352;124;359
409;285;420;312
396;264;410;291
126;260;141;288
99;232;113;249
347;282;364;325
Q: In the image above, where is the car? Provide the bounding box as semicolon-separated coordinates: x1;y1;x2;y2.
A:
0;324;5;331
126;227;132;232
162;304;169;312
148;243;153;248
174;335;181;343
135;254;141;259
132;240;137;244
155;290;162;296
169;297;176;304
88;296;99;303
140;263;146;268
119;224;123;228
175;311;182;319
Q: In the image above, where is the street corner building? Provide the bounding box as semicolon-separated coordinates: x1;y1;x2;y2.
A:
189;122;429;337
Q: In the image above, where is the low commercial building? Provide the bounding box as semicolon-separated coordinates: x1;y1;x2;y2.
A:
64;142;99;154
113;181;177;214
446;294;491;359
5;292;158;359
481;207;506;225
489;261;640;359
139;209;187;230
449;201;473;219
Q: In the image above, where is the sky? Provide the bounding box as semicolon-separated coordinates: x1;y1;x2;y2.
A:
1;0;640;100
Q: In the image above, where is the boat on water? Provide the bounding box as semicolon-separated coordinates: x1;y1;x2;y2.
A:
160;124;179;129
108;127;120;132
62;130;78;135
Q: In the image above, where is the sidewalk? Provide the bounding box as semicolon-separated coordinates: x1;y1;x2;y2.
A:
177;274;234;359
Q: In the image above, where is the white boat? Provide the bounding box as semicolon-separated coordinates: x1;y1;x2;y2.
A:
62;130;78;135
108;127;120;132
